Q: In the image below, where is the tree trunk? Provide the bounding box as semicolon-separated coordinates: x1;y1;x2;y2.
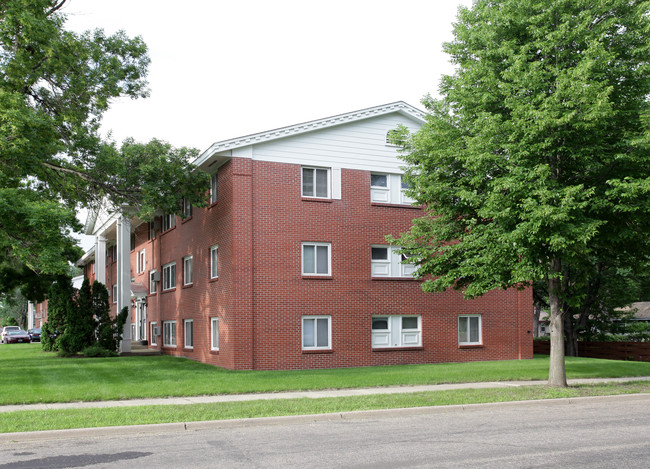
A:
564;311;579;357
533;305;541;338
548;258;568;387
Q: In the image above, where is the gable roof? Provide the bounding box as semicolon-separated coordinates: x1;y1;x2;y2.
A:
194;101;425;168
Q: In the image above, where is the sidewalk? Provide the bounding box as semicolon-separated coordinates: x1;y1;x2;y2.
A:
2;376;649;413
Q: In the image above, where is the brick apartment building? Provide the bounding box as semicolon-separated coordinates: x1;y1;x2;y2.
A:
73;102;533;370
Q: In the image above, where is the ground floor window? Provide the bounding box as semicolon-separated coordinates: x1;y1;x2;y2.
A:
458;315;482;345
302;316;331;350
211;317;219;351
150;322;158;346
163;320;176;347
184;319;193;349
371;315;421;348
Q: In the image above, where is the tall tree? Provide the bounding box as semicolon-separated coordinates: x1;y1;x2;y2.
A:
0;0;209;299
393;0;650;386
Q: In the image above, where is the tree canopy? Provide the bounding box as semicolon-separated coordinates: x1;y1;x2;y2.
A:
0;0;209;299
394;0;650;386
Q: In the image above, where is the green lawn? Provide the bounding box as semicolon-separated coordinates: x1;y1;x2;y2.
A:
2;381;650;433
2;343;650;405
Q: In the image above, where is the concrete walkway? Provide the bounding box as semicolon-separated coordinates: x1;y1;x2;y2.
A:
2;376;649;413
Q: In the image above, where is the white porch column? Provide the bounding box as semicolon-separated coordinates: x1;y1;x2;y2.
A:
95;235;107;285
116;215;132;353
27;302;35;330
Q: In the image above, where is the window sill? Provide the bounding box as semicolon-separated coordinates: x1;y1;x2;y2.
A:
371;276;418;281
209;277;219;283
210;349;220;355
208;200;219;209
302;349;333;354
160;226;177;236
372;346;424;352
162;345;177;349
147;292;157;297
181;216;193;224
182;284;193;289
458;344;484;349
161;288;177;294
371;202;421;210
301;197;333;203
302;275;333;280
184;347;194;351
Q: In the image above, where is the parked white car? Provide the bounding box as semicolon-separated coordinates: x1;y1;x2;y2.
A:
1;326;20;343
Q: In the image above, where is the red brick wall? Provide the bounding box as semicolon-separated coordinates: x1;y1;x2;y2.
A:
99;158;533;370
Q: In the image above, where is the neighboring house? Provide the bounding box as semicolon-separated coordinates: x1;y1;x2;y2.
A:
75;102;533;370
27;275;84;330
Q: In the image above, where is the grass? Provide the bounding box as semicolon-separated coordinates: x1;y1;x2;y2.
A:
1;381;649;433
2;343;650;406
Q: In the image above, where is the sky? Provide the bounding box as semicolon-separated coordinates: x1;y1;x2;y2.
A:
64;0;472;251
63;0;472;152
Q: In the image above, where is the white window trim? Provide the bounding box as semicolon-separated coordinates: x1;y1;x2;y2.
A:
301;242;331;276
162;213;176;232
210;245;218;279
149;269;158;294
459;315;482;345
150;322;158;346
301;166;331;199
184;319;193;349
163;320;176;347
182;197;193;218
210;172;218;204
371;245;416;278
112;284;117;303
400;175;415;205
137;249;146;274
183;255;193;286
162;262;176;291
211;317;219;351
370;173;413;205
302;315;332;350
372;315;421;348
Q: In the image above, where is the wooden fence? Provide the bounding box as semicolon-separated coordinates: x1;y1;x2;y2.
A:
534;340;650;362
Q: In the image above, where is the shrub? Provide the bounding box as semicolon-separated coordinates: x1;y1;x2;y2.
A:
82;344;118;358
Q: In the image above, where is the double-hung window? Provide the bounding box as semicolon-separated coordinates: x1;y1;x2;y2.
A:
184;319;193;349
163;321;176;347
210;245;218;279
302;242;331;276
372;315;421;348
210;172;218;204
182;198;192;218
150;322;158;346
162;262;176;291
302;316;331;350
459;315;482;345
302;167;330;198
183;255;193;285
211;317;219;351
400;175;414;204
371;245;416;278
112;284;117;303
370;174;390;203
149;269;158;294
162;214;175;232
137;249;146;274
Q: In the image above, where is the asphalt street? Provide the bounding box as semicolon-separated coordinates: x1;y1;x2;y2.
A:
1;393;648;468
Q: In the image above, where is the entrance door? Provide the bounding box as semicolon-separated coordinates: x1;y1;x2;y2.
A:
135;301;147;341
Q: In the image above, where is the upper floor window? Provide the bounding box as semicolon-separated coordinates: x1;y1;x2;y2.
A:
302;167;330;198
137;249;146;274
162;214;176;232
162;262;176;291
371;245;416;278
149;269;158;294
372;315;421;348
459;315;482;345
302;242;331;276
210;245;219;279
386;129;399;145
149;221;156;240
210;172;218;204
183;255;193;285
370;173;415;205
182;198;192;218
112;284;117;303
